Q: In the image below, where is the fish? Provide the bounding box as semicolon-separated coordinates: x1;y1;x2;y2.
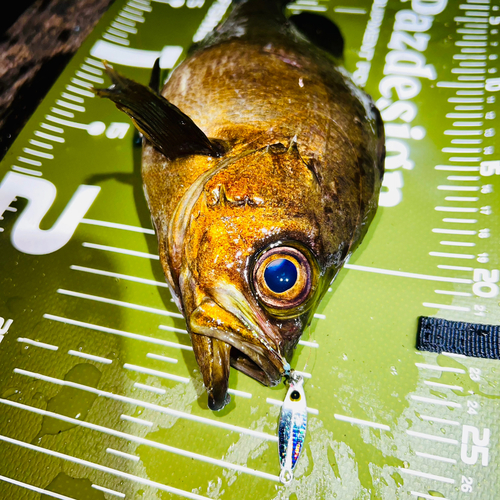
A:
278;374;307;484
95;0;385;411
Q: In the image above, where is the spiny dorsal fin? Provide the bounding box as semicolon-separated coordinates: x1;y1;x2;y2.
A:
149;58;161;93
93;62;223;159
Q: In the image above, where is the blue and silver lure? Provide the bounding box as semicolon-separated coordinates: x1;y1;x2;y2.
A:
278;373;307;484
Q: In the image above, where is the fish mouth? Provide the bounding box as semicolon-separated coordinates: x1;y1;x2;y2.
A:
189;288;287;411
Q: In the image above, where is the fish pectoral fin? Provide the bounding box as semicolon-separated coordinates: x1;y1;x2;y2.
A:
191;333;232;411
93;62;223;159
290;12;344;59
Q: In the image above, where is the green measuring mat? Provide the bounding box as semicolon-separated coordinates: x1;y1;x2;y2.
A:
1;0;499;498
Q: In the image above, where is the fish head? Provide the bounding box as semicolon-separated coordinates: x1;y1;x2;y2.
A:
170;143;336;410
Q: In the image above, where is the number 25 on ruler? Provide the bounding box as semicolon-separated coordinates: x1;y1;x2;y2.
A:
461;424;490;467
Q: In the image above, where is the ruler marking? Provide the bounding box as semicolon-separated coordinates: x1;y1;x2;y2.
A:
444;129;482;134
415;363;466;374
448;155;482;161
446;175;481;180
70;77;92;89
159;324;189;335
406;430;459;445
123;363;188;383
434;290;472;297
120;414;153;427
444;195;479;200
17;337;58;351
60;89;87;101
29;139;53;150
107;27;130;38
111;21;138;33
51;107;75;118
22;147;54;159
334;414;390;430
411;492;451;500
91;484;125;498
0;474;76;500
439;241;476;246
65;84;94;97
119;10;145;22
266;399;319;415
80;64;103;75
432;228;476;234
429;251;475;259
106;447;139;461
423;302;471;311
102;34;130;46
411;395;462;408
84;57;106;68
57;288;184;319
459;3;489;10
437;185;481;191
424;381;464;391
75;71;104;84
145;353;178;364
80;218;155;234
34;131;65;143
437;265;473;271
82;242;160;260
227;387;253;399
55;100;86;112
399;467;455;484
116;16;136;27
344;264;472;283
298;340;319;348
128;1;152;12
442;218;477;223
17;156;42;166
40;123;64;133
450;139;483;143
134;382;166;394
123;5;144;16
12;165;42;176
70;265;169;288
420;415;460;426
68;349;113;364
44;314;192;351
435;206;479;212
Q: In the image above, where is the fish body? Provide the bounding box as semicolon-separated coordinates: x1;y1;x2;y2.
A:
278;375;307;484
96;0;385;410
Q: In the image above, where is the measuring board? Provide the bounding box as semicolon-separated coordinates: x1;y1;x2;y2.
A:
0;0;499;498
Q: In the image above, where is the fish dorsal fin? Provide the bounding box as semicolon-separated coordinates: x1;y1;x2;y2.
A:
290;12;344;60
149;57;161;93
94;62;223;159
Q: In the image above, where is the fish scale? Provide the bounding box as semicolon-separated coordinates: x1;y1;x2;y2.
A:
0;0;499;499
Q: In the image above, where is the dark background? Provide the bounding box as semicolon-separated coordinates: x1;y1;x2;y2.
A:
0;0;114;160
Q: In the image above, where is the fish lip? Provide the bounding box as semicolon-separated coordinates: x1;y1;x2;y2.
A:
189;290;287;388
190;314;284;387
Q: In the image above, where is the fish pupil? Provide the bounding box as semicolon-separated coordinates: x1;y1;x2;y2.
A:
264;258;298;293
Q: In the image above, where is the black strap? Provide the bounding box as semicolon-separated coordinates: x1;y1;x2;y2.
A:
417;316;500;360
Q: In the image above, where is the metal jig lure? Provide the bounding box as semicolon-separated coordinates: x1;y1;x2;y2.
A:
278;372;308;484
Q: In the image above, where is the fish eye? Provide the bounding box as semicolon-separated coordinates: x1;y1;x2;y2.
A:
264;258;298;293
290;390;301;401
252;244;317;316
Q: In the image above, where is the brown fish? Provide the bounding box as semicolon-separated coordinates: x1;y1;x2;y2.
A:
95;0;385;410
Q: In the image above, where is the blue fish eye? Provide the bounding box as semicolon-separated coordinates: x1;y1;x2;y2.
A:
264;258;298;293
